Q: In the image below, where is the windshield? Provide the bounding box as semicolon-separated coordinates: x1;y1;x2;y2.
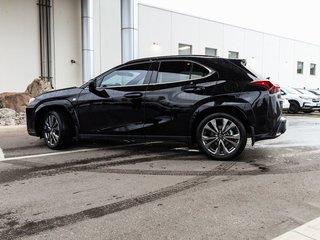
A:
295;89;316;96
310;89;320;95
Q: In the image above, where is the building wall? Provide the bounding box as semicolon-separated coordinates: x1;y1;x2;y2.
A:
93;0;122;76
0;0;40;92
138;4;320;89
53;0;82;89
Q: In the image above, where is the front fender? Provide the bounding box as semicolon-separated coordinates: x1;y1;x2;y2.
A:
34;100;79;136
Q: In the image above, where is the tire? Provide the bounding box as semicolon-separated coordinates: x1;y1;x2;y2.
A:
288;101;300;114
196;113;247;160
43;110;72;149
303;110;313;114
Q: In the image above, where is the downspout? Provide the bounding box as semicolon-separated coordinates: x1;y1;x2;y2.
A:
81;0;94;82
121;0;138;63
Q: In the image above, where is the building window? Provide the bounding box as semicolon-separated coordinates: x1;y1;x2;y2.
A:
297;61;304;74
178;43;192;55
310;63;316;76
228;51;239;59
205;47;217;56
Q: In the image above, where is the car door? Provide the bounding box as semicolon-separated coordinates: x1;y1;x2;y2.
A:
143;60;216;142
75;62;153;139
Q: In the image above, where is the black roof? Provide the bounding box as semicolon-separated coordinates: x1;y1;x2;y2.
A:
126;55;246;66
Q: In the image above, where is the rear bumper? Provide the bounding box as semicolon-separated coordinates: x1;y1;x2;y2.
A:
254;117;287;142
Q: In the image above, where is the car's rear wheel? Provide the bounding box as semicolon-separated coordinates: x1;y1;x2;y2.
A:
288;101;300;114
196;113;247;160
43;110;72;149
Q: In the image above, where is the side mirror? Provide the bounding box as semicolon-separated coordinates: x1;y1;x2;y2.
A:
88;80;109;98
89;81;96;93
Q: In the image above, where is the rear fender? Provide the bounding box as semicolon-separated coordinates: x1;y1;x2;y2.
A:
189;99;255;144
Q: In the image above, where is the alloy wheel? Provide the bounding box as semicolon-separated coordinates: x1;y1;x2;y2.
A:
201;118;240;157
44;114;60;147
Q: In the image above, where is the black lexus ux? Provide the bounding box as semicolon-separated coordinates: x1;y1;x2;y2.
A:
27;56;286;160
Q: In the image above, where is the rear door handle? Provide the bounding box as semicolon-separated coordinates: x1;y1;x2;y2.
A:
124;92;143;99
182;85;205;93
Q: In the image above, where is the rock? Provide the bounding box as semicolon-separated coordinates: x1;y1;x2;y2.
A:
0;108;27;126
0;92;31;113
25;79;53;97
0;108;16;118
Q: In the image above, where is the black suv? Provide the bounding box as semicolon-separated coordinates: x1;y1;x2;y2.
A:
27;56;286;160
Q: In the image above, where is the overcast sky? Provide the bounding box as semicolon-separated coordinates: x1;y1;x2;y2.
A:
138;0;320;45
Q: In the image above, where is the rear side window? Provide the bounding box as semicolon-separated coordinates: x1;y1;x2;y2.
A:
157;61;210;84
157;61;191;84
190;63;210;79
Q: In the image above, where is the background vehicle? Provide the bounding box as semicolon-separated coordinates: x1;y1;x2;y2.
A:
280;86;316;113
27;56;286;160
308;89;320;97
295;88;320;112
280;96;290;113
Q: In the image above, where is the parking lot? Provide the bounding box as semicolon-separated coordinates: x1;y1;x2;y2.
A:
0;114;320;240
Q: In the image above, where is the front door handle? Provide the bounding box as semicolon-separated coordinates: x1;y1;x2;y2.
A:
124;92;143;99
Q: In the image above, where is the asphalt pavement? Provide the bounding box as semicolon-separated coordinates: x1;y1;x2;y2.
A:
1;114;320;240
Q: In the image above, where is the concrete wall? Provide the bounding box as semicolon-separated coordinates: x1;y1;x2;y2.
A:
0;0;40;92
138;4;320;89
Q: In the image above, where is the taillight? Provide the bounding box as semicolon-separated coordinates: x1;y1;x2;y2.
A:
253;80;280;94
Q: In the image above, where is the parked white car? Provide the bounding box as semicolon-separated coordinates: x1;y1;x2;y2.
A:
280;95;290;113
280;86;318;113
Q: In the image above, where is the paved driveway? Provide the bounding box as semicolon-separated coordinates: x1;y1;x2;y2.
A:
0;114;320;240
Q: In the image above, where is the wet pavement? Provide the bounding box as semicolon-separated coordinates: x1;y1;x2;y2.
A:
0;114;320;240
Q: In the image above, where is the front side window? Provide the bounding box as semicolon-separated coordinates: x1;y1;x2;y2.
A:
310;63;316;76
297;61;304;74
98;63;151;87
178;43;192;55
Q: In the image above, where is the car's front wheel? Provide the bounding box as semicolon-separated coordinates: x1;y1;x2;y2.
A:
43;111;72;149
288;101;300;114
196;113;247;160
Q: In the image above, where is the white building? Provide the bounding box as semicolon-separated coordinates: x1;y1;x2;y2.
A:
1;0;319;93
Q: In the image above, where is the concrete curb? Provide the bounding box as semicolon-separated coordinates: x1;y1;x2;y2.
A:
273;217;320;240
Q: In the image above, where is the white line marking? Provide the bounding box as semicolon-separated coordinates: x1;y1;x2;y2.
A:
0;148;4;160
0;141;163;162
273;216;320;240
0;148;102;162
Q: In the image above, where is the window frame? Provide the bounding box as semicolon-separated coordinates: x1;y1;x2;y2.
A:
152;60;215;86
178;43;193;55
310;63;316;76
95;61;153;89
205;47;218;56
297;61;304;74
228;51;239;59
